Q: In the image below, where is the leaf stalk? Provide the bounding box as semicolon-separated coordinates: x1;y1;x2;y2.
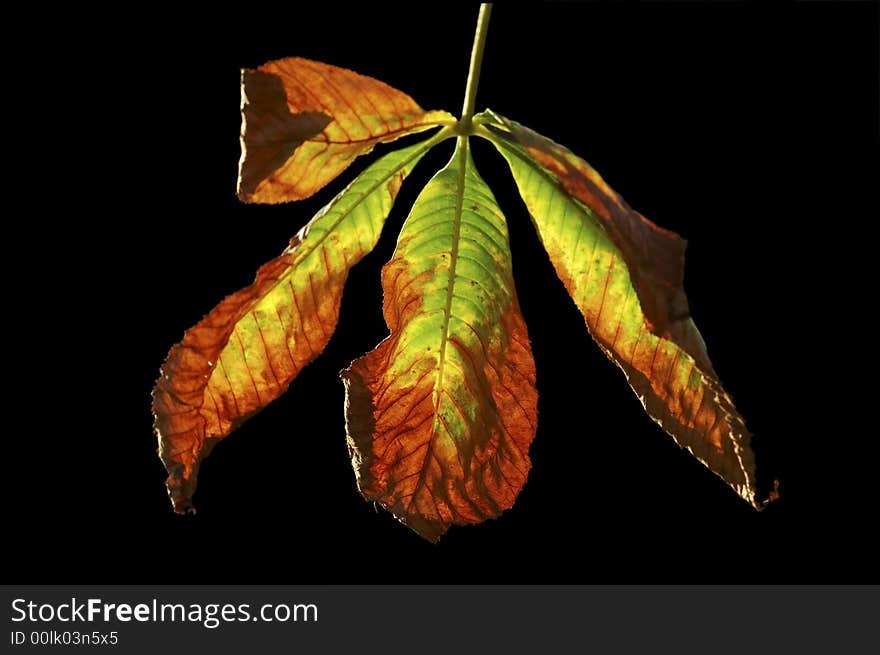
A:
459;3;492;133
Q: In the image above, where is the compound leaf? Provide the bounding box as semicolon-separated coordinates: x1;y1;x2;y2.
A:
239;57;454;203
154;136;443;512
479;110;762;507
154;22;771;536
341;138;538;541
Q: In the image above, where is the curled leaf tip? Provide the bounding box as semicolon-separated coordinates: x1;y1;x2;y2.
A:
238;68;332;201
237;56;454;204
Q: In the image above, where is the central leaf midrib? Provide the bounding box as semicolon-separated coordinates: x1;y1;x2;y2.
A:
433;136;469;416
405;136;470;517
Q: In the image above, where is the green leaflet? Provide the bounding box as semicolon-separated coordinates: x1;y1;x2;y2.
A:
341;137;538;540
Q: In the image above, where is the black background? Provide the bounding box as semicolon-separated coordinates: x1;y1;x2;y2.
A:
15;2;877;582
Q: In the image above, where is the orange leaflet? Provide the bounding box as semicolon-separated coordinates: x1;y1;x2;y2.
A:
154;139;437;512
238;57;453;203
